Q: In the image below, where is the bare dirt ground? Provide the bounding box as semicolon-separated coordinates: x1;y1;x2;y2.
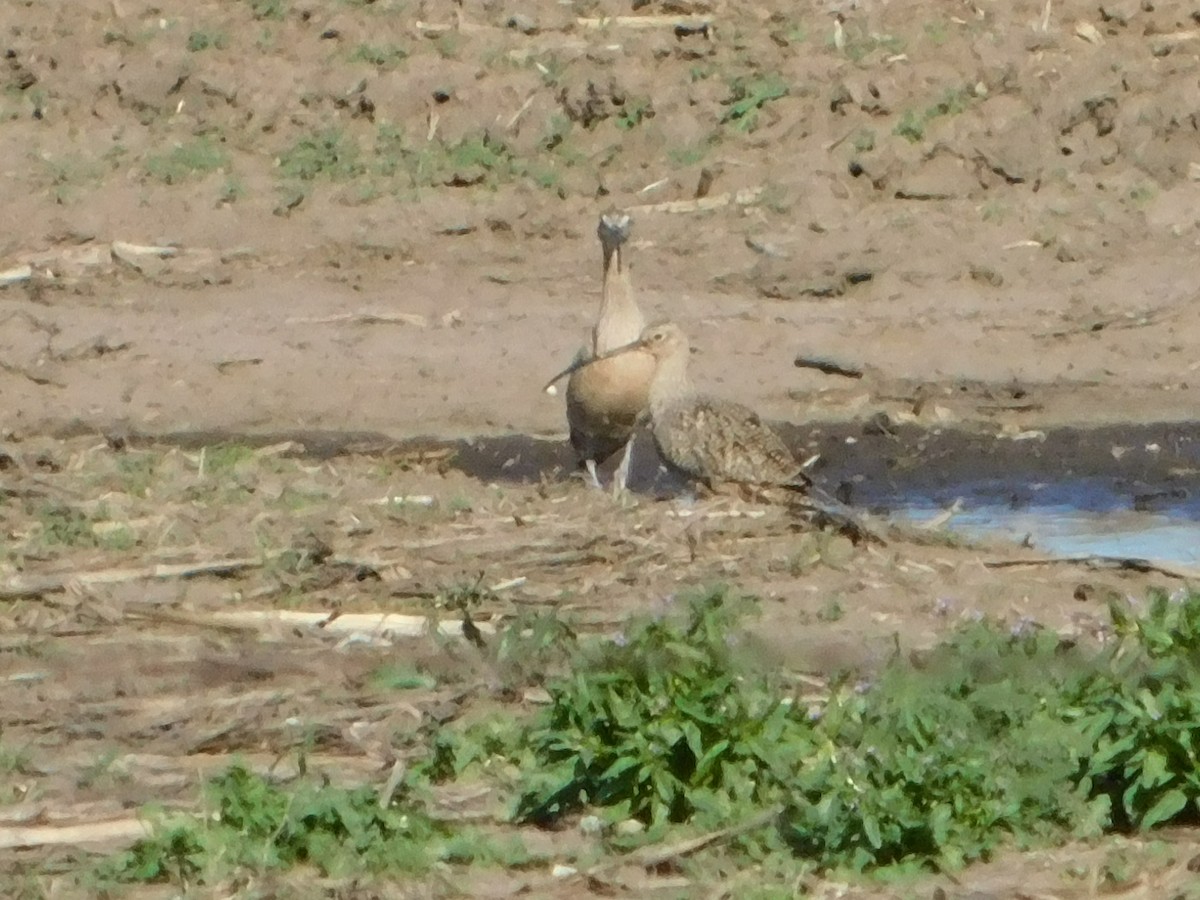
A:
4;0;1200;896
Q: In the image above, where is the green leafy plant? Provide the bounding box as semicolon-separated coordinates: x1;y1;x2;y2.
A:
277;129;364;181
250;0;287;20
145;138;229;184
615;97;654;131
350;43;409;69
104;765;441;884
721;75;788;132
186;29;228;52
516;587;812;827
1077;591;1200;830
35;502;96;547
511;586;1200;873
893;110;925;143
894;86;975;143
784;622;1105;871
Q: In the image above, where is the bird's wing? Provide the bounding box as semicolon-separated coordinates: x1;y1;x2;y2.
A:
657;397;803;486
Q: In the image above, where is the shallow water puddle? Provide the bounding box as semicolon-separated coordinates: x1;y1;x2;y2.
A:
890;502;1200;566
823;425;1200;568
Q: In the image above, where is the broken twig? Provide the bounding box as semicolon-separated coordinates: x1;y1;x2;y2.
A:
588;806;782;876
628;187;762;215
984;555;1200;581
0;557;261;600
286;311;429;327
793;355;865;379
576;15;710;30
209;609;499;639
0;818;151;850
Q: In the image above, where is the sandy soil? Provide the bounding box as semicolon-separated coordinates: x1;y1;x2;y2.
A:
3;0;1200;895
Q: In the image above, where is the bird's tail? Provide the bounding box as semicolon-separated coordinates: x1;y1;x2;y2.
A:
786;483;888;546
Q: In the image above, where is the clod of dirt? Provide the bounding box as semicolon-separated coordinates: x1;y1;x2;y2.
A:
969;265;1003;288
506;14;539;35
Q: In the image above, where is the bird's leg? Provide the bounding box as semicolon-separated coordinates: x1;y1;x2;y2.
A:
611;440;634;498
584;458;603;490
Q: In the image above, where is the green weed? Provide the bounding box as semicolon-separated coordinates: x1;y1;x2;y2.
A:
102;765;442;884
924;20;950;46
277;129;364;181
615;97;654;131
350;43;409;69
668;137;715;167
186;29;228;52
145;138;229;184
219;176;245;203
0;742;33;781
94;582;1200;887
508;586;1200;873
35;503;95;547
196;443;256;475
925;86;973;118
96;525;137;552
894;87;976;144
1128;183;1157;205
114;453;157;497
721;75;788;132
851;128;876;153
369;664;438;692
893;110;925;143
40;153;106;201
515;587;806;827
433;32;461;59
981;200;1007;223
250;0;288;19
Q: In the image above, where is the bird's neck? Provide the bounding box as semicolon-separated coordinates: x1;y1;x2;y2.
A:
649;351;693;419
593;245;644;353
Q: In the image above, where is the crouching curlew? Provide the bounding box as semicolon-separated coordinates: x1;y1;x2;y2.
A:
559;212;656;495
546;321;884;542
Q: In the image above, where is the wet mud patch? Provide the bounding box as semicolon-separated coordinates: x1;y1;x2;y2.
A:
117;419;1200;516
805;420;1200;516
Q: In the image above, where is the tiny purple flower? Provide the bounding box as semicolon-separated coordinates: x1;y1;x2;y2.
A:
1010;616;1038;638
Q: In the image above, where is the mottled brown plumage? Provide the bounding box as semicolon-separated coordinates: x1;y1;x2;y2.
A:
562;213;655;492
547;321;886;542
633;323;811;490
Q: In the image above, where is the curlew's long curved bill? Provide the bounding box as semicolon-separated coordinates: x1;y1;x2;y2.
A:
541;336;647;394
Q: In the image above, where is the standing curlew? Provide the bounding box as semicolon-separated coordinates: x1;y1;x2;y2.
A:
561;213;656;494
545;322;883;541
626;322;813;492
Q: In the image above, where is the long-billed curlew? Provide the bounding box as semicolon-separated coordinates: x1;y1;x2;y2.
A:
545;321;884;541
561;212;655;494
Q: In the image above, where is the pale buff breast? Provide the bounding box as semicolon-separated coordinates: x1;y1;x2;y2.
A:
565;348;657;438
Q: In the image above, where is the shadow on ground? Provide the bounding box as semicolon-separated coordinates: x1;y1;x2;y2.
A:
96;419;1200;520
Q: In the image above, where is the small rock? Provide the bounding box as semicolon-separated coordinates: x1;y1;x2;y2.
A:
506;14;538;34
578;815;603;835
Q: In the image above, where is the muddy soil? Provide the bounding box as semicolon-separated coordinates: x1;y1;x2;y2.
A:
3;0;1200;895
